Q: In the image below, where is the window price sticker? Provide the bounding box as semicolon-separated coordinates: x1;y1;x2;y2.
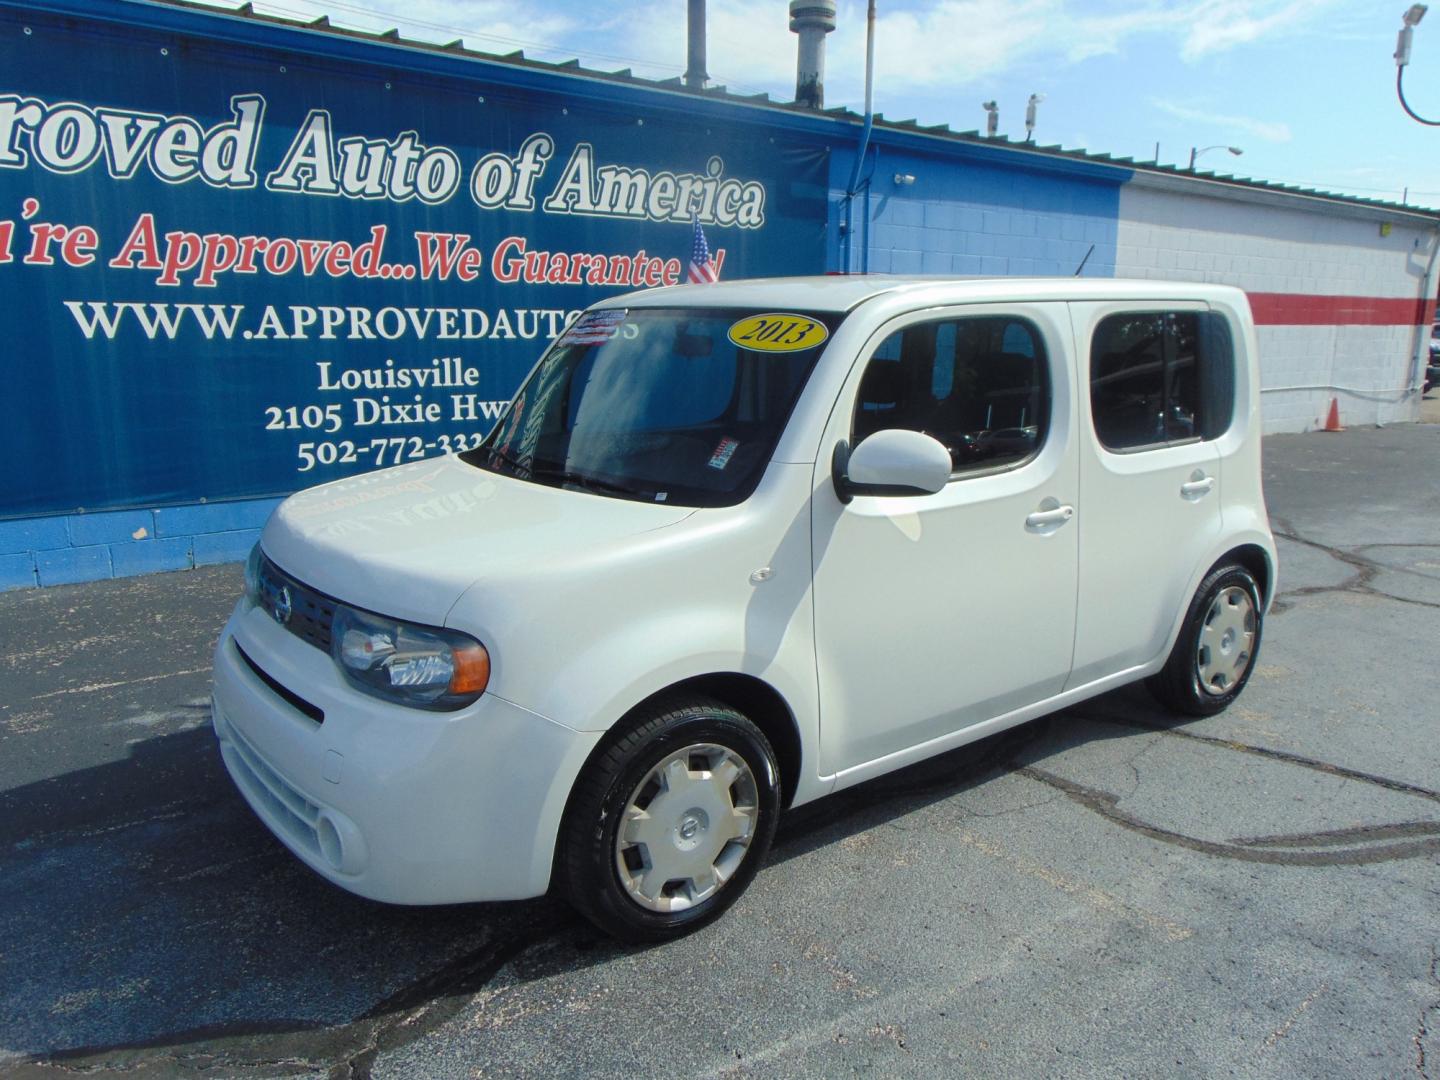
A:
708;436;739;470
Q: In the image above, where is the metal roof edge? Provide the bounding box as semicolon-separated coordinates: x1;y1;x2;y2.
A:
856;125;1133;185
1126;168;1440;225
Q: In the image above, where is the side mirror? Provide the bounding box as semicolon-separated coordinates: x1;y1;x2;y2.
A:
832;429;951;504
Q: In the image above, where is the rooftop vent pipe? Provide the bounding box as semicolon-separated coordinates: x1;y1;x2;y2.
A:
790;0;837;108
685;0;708;90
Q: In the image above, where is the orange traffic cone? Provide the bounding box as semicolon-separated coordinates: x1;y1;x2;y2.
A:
1322;397;1344;432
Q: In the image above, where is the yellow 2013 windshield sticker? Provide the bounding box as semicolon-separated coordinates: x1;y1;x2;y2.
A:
727;313;829;353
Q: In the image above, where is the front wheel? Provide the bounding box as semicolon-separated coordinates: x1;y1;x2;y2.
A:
1146;563;1263;717
555;697;781;942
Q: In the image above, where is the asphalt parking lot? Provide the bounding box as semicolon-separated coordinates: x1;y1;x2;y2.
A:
2;417;1438;1079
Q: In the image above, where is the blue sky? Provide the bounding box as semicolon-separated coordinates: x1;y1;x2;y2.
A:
202;0;1440;209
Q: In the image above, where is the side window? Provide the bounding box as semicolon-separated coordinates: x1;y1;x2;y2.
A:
1196;313;1236;440
1090;311;1234;451
1090;313;1166;449
852;315;1050;475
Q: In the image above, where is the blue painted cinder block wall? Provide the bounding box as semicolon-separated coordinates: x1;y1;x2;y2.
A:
827;140;1122;277
0;498;281;590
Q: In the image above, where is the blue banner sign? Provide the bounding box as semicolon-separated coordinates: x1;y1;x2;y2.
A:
0;5;828;517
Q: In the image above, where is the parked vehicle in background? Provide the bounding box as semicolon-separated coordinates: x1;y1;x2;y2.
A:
1427;323;1439;392
211;276;1277;941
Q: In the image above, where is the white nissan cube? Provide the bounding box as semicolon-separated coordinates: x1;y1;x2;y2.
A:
212;276;1276;941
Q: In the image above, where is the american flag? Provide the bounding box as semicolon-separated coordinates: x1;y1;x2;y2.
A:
688;216;719;284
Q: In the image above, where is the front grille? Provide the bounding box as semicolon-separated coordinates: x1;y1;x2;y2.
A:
257;555;337;653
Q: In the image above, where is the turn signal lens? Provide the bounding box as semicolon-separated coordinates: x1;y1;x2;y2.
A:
449;644;491;696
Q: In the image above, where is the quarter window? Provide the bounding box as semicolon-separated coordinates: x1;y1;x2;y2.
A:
1090;311;1235;451
852;316;1049;475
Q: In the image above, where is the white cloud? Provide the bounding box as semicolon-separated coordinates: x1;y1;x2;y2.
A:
1178;0;1312;61
1150;98;1292;142
208;0;1336;105
213;0;577;57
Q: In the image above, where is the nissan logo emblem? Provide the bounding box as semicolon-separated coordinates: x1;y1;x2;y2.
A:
272;584;293;625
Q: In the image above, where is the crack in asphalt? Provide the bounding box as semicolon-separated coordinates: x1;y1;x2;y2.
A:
14;1024;333;1078
1260;981;1327;1051
12;917;569;1080
1017;763;1440;866
1078;708;1440;806
329;918;568;1080
1016;709;1440;865
1418;945;1440;1079
1233;822;1440;848
1270;523;1440;614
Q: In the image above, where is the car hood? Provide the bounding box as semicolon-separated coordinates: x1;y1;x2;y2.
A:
260;456;695;624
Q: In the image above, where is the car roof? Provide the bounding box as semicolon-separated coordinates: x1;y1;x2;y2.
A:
598;275;1250;314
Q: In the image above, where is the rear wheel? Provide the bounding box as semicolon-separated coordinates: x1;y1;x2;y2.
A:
556;697;780;942
1146;563;1263;717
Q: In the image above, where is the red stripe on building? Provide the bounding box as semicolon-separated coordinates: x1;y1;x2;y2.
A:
1248;292;1436;327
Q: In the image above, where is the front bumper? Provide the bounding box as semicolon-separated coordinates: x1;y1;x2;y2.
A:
211;601;601;905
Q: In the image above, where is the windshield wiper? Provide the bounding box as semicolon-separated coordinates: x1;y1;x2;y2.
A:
529;464;646;498
470;447;650;499
471;444;527;476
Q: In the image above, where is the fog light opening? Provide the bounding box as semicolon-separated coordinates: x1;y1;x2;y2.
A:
317;814;345;871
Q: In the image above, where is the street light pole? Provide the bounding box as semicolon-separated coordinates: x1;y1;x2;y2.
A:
1188;145;1244;170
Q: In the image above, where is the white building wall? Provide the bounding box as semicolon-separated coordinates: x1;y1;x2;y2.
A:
1116;182;1439;434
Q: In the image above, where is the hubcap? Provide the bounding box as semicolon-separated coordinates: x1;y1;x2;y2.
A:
1196;585;1257;696
614;743;759;913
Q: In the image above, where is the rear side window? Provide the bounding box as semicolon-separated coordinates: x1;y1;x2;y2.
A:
1090;311;1235;451
852;315;1049;476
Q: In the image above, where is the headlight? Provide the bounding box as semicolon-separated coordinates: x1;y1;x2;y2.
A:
331;605;490;710
243;543;263;607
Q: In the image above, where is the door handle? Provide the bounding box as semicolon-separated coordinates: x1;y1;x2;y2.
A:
1025;505;1074;530
1180;476;1216;500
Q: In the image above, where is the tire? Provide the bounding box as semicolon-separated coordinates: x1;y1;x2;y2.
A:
555;696;781;942
1146;563;1263;717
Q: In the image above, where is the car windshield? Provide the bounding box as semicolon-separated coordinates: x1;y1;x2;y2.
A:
463;306;842;507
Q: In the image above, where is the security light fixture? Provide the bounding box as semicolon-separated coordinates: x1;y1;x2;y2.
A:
1024;93;1044;142
1397;4;1427;65
1395;5;1439;124
893;173;916;186
982;100;998;137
